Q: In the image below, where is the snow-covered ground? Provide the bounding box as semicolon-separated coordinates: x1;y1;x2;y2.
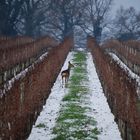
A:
28;51;122;140
87;53;122;140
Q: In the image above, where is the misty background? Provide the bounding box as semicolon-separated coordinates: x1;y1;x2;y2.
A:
113;0;140;14
0;0;140;47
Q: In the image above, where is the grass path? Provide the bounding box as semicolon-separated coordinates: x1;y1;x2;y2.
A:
52;51;100;140
28;51;122;140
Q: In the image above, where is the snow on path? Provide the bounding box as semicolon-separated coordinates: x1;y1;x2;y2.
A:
28;51;122;140
87;53;122;140
28;52;73;140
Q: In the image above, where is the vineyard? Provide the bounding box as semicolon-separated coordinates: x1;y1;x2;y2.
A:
0;36;73;139
87;36;140;140
0;35;140;140
103;40;140;76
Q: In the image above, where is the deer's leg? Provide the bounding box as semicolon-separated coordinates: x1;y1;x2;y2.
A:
65;76;68;84
67;76;70;84
65;77;67;84
62;76;64;85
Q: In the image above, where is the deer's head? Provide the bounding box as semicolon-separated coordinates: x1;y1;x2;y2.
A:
68;61;74;69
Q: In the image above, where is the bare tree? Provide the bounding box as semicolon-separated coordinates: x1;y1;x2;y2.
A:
43;0;86;39
19;0;47;37
113;6;140;41
81;0;113;42
0;0;25;36
0;0;114;41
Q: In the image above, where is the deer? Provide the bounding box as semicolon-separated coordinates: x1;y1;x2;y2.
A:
61;61;74;86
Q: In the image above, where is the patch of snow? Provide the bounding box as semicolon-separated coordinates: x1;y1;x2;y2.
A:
75;47;86;51
87;53;122;140
27;52;73;140
109;52;140;99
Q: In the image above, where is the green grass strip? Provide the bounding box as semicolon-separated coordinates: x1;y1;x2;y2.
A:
52;51;100;140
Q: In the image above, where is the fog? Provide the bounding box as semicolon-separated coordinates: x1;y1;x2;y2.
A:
112;0;140;16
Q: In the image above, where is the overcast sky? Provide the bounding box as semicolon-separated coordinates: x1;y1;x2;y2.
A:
111;0;140;16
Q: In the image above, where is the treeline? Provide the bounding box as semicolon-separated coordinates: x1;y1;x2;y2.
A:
112;7;140;41
0;0;113;41
1;0;140;41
